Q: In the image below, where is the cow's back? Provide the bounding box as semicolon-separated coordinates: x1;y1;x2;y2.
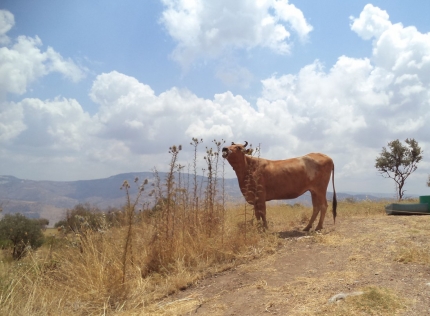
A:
259;153;333;201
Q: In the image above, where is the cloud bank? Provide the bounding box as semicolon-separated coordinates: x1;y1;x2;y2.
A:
159;0;313;68
0;5;429;194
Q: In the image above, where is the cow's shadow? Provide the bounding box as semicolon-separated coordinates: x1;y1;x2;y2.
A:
276;230;308;239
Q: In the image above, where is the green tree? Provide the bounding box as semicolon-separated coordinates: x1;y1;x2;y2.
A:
375;138;423;201
0;213;44;260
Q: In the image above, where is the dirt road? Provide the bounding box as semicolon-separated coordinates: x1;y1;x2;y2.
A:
160;215;430;315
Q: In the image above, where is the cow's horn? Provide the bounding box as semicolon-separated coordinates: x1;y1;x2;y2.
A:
244;141;248;147
231;142;235;145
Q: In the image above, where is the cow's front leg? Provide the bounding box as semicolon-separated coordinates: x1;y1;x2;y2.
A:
255;201;267;229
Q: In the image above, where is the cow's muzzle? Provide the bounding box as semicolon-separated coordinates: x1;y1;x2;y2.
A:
222;148;229;158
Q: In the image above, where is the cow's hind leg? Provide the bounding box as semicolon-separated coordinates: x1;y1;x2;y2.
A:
303;192;327;231
308;193;328;231
315;201;328;231
303;207;319;231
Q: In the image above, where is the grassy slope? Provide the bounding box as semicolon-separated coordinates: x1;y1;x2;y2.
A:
1;200;429;315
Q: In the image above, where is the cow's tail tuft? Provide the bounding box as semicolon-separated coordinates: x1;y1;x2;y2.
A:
332;164;337;224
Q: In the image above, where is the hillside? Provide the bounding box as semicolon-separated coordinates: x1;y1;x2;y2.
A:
2;201;430;315
0;173;387;225
164;215;430;315
0;172;242;224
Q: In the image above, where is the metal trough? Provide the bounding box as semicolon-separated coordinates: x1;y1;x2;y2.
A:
385;196;430;215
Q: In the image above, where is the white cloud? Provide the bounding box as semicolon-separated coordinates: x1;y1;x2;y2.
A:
350;4;391;40
272;0;313;39
257;59;370;150
373;25;430;82
90;71;264;154
0;70;268;179
13;97;95;151
44;47;86;82
0;102;25;143
160;0;312;68
351;4;430;84
0;11;86;99
0;10;14;45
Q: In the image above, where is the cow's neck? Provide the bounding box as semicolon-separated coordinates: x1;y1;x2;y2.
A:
230;155;257;189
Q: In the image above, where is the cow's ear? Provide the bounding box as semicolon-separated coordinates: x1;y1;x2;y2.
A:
245;148;253;155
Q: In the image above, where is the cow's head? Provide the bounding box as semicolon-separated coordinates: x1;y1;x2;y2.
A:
222;141;253;161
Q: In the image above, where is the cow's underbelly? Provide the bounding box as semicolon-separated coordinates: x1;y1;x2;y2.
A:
263;180;311;201
266;190;306;201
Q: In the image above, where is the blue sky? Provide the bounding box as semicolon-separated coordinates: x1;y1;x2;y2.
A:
1;0;430;196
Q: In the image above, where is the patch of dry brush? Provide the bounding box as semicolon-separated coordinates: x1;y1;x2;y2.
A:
0;140;271;315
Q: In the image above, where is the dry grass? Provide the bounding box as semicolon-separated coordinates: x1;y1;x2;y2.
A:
324;286;405;316
394;237;430;265
2;151;427;316
0;140;275;315
267;198;390;233
0;204;274;315
157;198;423;316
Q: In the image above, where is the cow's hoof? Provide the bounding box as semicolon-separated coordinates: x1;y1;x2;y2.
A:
303;226;311;232
315;226;323;231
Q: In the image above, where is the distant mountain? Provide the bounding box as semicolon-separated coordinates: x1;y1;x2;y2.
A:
0;173;389;226
0;172;240;225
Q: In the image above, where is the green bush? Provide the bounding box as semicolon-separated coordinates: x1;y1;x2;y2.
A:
0;238;12;249
0;213;44;260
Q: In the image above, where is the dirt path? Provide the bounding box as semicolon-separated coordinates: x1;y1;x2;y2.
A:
158;215;430;315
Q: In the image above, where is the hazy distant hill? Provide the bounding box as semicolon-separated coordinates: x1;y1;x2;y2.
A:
0;172;241;225
0;173;387;226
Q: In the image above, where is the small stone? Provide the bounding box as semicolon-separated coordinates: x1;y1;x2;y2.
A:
328;293;347;303
328;292;364;304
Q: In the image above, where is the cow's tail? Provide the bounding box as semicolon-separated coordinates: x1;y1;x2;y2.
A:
332;164;337;224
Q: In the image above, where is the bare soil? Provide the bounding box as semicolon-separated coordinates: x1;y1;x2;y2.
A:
158;215;430;315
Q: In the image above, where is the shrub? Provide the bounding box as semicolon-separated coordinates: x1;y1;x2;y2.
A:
54;203;107;234
0;213;44;260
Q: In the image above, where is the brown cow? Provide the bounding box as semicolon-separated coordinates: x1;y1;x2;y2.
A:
222;141;337;231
